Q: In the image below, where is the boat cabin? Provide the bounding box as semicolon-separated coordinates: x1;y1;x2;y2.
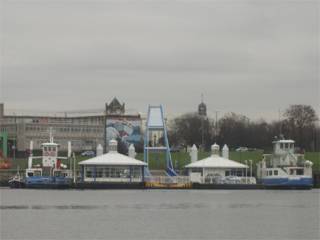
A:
264;139;301;167
26;140;71;179
42;142;59;168
273;139;295;155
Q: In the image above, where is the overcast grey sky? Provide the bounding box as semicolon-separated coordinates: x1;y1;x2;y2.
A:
1;1;319;122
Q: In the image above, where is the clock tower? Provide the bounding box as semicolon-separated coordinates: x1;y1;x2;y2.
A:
105;98;125;115
198;94;207;116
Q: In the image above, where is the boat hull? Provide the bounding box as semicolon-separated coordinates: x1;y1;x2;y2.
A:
25;177;73;189
9;180;26;189
261;177;313;190
25;183;71;189
263;184;312;190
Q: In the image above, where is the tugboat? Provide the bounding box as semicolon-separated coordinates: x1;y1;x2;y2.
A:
9;166;26;188
25;126;74;188
257;136;313;189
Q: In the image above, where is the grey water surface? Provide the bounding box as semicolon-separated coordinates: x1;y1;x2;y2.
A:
1;188;319;240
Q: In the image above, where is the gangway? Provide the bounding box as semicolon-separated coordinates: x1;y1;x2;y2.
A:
143;106;178;179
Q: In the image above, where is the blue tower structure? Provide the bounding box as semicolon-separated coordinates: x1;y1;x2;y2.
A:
143;106;178;178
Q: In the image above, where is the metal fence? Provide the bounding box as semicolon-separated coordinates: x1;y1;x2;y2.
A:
240;177;257;184
145;176;257;184
145;176;191;184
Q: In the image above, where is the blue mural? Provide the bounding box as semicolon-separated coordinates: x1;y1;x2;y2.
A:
106;117;141;151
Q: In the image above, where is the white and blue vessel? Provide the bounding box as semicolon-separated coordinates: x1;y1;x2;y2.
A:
9;166;26;188
257;137;313;189
25;127;74;188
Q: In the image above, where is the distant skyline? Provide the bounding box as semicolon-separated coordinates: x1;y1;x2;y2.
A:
1;1;319;122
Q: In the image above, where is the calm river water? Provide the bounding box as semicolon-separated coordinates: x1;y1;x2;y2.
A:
0;188;319;240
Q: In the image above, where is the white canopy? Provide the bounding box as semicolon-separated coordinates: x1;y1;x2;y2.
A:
79;153;147;166
184;155;248;169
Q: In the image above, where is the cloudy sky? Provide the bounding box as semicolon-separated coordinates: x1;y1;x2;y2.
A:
1;1;319;122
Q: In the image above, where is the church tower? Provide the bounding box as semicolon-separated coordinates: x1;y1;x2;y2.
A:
198;94;207;116
105;98;125;115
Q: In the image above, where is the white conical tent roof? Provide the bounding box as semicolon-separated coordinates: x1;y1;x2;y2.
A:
79;153;147;166
79;140;146;166
184;155;248;169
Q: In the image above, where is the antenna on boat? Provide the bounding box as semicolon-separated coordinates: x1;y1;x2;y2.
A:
279;109;282;137
49;125;53;143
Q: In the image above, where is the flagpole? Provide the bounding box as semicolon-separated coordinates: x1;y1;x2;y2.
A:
73;153;76;183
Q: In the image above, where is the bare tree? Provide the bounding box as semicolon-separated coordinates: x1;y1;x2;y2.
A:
219;112;251;149
167;112;212;151
166;105;319;152
283;105;319;150
247;119;272;149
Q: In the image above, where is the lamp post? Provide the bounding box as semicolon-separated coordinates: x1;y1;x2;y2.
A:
179;150;181;175
104;110;107;153
249;159;253;183
201;108;204;151
213;111;219;143
73;152;76;183
153;134;157;147
13;112;16;160
245;160;248;184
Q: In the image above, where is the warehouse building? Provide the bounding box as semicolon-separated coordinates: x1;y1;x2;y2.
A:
0;99;141;158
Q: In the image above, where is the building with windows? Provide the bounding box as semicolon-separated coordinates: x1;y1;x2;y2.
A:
0;99;141;158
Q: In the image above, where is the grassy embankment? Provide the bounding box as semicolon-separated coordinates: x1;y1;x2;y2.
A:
135;151;319;174
7;151;320;174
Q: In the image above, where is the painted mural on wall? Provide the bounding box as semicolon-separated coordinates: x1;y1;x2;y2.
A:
106;117;141;151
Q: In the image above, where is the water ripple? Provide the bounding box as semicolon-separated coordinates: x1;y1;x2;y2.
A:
0;203;209;210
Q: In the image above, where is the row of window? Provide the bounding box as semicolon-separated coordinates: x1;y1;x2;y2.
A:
266;170;279;176
25;139;99;148
190;169;244;177
225;170;244;177
0;125;17;133
85;166;142;178
279;143;294;149
26;126;103;134
43;146;57;152
4;117;103;125
266;169;304;176
27;170;69;177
